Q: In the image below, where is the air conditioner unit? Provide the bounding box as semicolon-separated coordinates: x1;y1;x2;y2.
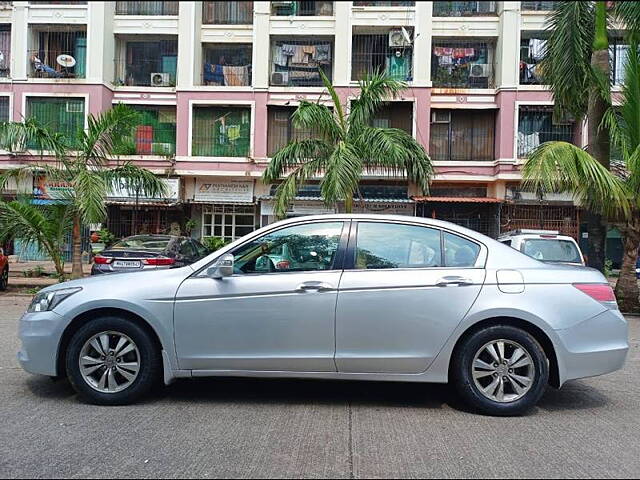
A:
469;63;491;78
431;111;451;123
271;71;289;86
389;28;412;48
151;142;176;155
150;72;171;87
66;101;83;113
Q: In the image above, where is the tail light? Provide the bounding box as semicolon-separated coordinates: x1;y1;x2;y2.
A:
143;257;176;266
275;260;291;270
93;255;113;265
573;283;617;307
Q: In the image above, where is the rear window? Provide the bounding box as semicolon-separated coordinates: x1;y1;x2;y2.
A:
521;239;582;264
111;236;172;252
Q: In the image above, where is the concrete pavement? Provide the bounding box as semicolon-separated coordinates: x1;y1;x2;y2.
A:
1;294;639;478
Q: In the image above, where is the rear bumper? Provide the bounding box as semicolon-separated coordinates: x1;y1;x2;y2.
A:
91;264;166;275
555;309;629;385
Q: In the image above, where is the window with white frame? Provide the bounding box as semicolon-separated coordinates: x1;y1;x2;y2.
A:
202;204;256;242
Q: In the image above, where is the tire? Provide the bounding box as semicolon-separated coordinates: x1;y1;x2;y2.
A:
451;325;549;416
0;267;7;291
65;316;161;405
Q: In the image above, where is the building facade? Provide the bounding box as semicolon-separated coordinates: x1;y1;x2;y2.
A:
0;1;628;248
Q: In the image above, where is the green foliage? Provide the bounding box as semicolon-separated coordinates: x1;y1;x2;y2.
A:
185;219;197;235
604;259;615;278
97;229;116;247
202;236;230;252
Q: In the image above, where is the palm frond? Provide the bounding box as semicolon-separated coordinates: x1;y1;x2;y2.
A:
615;1;640;38
72;168;108;223
262;139;332;183
522;141;630;218
271;157;327;218
0;118;66;156
348;72;407;131
320;141;363;206
318;68;346;133
292;101;343;142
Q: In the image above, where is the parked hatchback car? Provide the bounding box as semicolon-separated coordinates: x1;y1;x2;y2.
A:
0;247;8;291
91;235;209;275
19;215;628;416
498;229;585;266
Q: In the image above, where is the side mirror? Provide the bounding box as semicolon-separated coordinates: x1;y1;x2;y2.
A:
207;253;234;279
0;248;4;256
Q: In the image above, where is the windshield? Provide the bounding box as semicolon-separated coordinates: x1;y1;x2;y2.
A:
522;239;582;264
110;236;172;252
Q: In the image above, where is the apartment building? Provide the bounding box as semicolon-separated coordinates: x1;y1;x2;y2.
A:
0;1;629;245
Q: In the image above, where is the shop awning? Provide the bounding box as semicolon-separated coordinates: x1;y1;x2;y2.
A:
106;199;181;207
259;196;414;204
412;196;503;203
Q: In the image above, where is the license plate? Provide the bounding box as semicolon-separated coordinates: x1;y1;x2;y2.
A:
113;260;141;268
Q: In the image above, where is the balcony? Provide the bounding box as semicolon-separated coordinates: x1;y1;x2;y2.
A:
114;39;178;87
611;39;629;86
517;106;574;158
271;1;333;16
430;110;495;161
202;44;252;86
352;29;413;82
267;106;320;156
432;40;495;89
115;1;179;16
28;27;87;79
25;97;85;148
270;38;333;87
520;36;546;85
521;1;557;11
0;25;9;78
433;1;496;16
371;102;413;135
192;106;251;157
202;1;253;24
113;106;176;156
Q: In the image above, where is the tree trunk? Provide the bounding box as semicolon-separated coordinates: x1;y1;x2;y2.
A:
615;218;640;314
584;2;611;273
71;215;83;279
344;195;353;214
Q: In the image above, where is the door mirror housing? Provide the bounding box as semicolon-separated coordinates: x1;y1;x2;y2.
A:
207;253;234;279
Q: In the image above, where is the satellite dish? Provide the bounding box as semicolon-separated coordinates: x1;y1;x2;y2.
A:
56;54;76;68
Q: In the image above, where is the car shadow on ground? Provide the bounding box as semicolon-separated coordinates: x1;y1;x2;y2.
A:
25;374;611;415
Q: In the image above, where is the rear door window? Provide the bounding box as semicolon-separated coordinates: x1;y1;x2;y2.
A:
444;232;481;267
522;239;582;263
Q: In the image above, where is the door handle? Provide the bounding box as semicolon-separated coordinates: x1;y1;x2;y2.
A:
295;281;333;292
436;276;474;287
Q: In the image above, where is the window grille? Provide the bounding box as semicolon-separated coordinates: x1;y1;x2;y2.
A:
202;204;257;242
416;201;500;238
429;110;495;161
192;106;251;157
371;102;413;135
25;97;85;148
520;36;547;84
271;1;333;16
352;30;413;82
610;39;629;86
433;1;496;16
29;27;87;79
431;39;495;88
29;1;87;4
202;44;252;86
521;1;557;11
517;106;574;157
267;106;323;156
202;1;253;24
0;25;9;78
0;96;9;122
270;38;333;87
114;38;178;87
501;203;579;239
115;2;179;15
112;105;177;156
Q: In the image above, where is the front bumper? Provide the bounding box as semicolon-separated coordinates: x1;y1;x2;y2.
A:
555;309;629;385
17;310;66;376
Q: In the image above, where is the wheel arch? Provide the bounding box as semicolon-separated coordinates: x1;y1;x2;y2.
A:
448;316;560;388
56;307;164;378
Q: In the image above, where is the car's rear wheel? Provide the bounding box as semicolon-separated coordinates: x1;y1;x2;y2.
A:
0;267;8;291
66;316;161;405
451;325;549;416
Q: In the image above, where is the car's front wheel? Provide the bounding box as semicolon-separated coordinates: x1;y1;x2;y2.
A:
65;316;161;405
451;325;549;416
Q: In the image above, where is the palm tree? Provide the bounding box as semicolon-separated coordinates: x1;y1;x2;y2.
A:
0;198;73;278
0;104;167;279
523;41;640;313
263;71;433;217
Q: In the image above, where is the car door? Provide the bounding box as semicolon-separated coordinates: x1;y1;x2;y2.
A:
335;220;486;374
174;220;348;372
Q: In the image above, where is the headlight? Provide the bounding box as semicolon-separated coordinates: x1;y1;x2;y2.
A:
27;287;82;313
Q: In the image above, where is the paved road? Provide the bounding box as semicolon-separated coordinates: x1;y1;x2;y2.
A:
1;294;639;479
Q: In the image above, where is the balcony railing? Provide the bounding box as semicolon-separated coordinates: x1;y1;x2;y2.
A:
113;106;177;156
29;1;87;4
353;1;414;6
520;37;546;84
202;1;253;24
115;1;179;16
270;39;333;87
433;1;496;16
430;110;495;161
271;1;333;16
352;31;413;82
521;1;557;11
517;106;573;157
432;40;495;88
192;106;251;157
114;40;178;87
28;30;87;79
202;44;252;86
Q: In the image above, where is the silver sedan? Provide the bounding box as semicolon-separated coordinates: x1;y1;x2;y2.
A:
17;215;628;416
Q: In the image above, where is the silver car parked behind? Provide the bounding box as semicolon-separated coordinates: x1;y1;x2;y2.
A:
17;215;628;416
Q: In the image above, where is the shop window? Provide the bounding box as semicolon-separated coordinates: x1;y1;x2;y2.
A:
115;1;178;15
202;204;256;242
113;105;176;156
517;106;574;158
114;38;178;87
202;44;252;86
28;26;87;79
25;97;85;148
192;106;251;157
271;1;333;16
429;109;495;161
433;1;496;16
270;38;333;87
203;1;254;24
431;39;495;89
352;29;413;82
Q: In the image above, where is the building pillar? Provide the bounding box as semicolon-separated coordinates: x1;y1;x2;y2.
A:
496;1;520;90
252;1;270;89
10;2;28;81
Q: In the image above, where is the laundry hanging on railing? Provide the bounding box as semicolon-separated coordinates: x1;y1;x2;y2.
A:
203;63;250;86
